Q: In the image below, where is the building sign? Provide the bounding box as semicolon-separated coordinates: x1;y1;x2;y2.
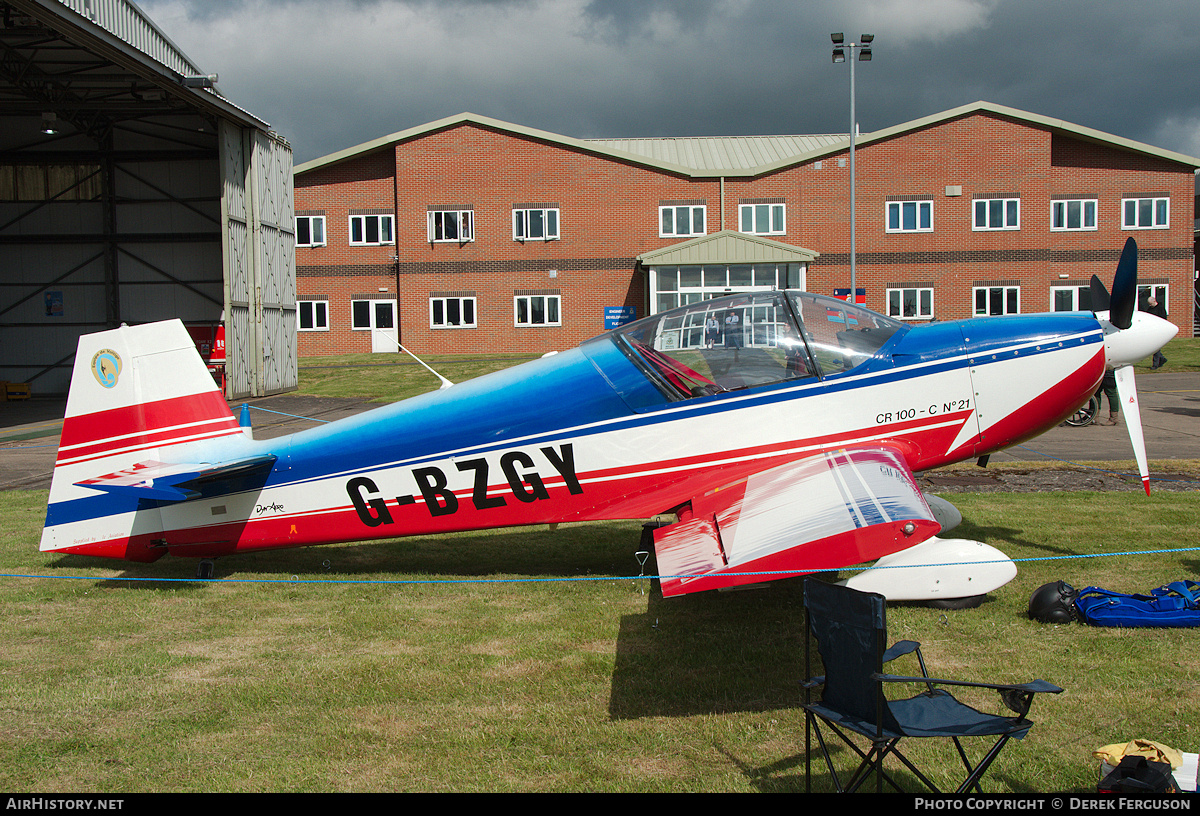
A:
833;288;866;306
44;291;64;317
605;307;636;330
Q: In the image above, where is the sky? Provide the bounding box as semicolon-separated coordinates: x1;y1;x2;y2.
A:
138;0;1200;167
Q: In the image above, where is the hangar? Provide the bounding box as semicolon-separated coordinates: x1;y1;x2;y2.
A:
0;0;296;399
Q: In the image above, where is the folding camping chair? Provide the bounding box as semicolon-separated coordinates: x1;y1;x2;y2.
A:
802;579;1062;793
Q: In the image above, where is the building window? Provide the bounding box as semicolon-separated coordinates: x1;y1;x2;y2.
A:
660;205;706;237
513;207;560;241
351;300;372;329
651;263;804;313
296;215;326;247
886;200;932;232
973;198;1019;231
973;286;1020;316
430;296;477;328
349;214;394;245
1051;199;1097;231
887;287;933;320
1137;284;1169;314
427;210;473;243
1122;197;1169;229
514;294;561;326
739;203;786;235
1051;286;1093;312
298;300;329;331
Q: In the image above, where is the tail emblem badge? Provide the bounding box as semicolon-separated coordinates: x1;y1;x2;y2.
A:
91;349;122;388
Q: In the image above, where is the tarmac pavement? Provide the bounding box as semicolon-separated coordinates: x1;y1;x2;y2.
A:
2;372;1198;492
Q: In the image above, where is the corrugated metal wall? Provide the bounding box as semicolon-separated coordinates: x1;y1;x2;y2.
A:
220;121;297;398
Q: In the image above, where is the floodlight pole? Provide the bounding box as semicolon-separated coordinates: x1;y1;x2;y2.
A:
831;34;873;305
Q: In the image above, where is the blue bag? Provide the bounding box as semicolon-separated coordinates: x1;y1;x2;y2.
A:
1073;580;1200;628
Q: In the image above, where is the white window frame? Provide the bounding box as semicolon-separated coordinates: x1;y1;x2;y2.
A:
659;205;706;238
1122;197;1169;230
297;300;329;331
1051;199;1097;231
1137;284;1169;315
1050;285;1091;312
973;286;1020;317
738;203;786;236
349;214;394;246
887;287;934;320
430;296;477;329
886;200;933;233
351;299;372;330
514;294;561;327
427;210;474;243
972;198;1020;231
295;215;326;247
513;208;560;241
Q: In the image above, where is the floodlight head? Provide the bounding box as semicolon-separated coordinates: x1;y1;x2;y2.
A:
859;47;872;61
181;74;218;88
40;112;58;135
832;48;846;63
860;34;874;43
831;32;844;44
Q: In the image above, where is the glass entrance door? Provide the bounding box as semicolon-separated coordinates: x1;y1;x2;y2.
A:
370;300;397;352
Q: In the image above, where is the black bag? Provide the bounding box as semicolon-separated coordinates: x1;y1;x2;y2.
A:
1098;756;1178;794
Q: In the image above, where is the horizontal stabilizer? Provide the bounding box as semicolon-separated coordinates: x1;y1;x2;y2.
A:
654;446;940;597
924;493;963;533
75;455;277;503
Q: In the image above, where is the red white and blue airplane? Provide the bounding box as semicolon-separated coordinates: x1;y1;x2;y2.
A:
40;238;1174;602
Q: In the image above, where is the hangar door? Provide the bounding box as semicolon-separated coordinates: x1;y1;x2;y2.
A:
220;123;297;399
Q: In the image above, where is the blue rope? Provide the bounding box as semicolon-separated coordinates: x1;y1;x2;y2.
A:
246;405;331;423
4;544;1199;586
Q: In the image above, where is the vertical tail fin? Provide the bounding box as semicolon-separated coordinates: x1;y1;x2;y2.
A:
41;320;243;561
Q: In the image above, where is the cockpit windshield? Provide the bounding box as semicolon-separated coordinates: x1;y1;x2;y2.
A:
787;292;904;374
611;291;906;401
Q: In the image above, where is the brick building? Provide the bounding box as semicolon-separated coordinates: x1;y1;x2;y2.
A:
292;101;1198;357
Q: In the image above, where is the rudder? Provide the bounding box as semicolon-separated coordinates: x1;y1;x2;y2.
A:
41;320;242;561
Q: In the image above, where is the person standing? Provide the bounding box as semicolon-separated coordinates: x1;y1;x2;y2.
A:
1146;296;1168;369
705;314;720;349
724;310;742;349
1097;368;1120;425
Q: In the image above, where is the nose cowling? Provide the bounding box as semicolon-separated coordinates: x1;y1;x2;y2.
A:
1100;310;1177;368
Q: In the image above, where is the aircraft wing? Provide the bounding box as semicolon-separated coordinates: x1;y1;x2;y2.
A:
652;446;941;597
75;455;277;503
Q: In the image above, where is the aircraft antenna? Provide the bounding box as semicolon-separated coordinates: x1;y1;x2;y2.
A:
372;329;454;390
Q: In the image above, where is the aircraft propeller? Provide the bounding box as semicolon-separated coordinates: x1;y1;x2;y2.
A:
1089;238;1177;494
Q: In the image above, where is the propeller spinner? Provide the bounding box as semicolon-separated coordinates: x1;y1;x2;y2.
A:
1091;238;1178;494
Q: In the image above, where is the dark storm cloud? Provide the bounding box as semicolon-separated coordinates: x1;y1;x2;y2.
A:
139;0;1200;164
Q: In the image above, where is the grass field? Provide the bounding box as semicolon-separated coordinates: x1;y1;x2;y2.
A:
1;342;1197;793
1142;335;1200;372
2;489;1197;793
296;352;542;403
